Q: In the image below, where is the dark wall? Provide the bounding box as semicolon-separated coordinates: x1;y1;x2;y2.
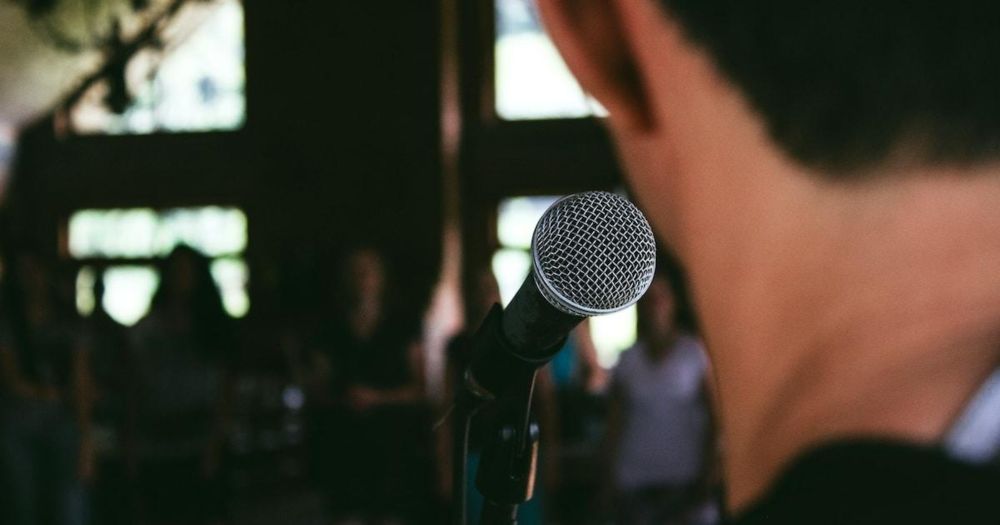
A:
5;0;443;314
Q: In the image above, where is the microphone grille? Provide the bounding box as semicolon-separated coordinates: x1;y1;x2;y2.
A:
531;191;657;317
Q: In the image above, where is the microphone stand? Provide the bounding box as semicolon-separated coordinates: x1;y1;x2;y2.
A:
456;304;564;525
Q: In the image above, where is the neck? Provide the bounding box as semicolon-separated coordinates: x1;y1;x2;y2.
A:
647;328;679;358
685;168;1000;511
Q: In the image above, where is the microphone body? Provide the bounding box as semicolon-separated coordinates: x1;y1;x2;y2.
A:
463;280;581;404
501;273;583;355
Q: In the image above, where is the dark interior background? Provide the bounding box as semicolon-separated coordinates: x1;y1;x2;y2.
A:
3;0;622;306
0;1;631;523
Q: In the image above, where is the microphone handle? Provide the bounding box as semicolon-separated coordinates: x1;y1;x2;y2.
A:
501;272;584;357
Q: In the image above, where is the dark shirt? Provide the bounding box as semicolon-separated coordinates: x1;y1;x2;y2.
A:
321;316;417;395
308;315;430;513
130;311;230;459
729;440;1000;524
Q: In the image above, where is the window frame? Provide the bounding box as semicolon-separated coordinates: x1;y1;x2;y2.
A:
62;205;251;324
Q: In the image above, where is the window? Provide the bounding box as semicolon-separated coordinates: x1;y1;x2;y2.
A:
494;0;607;120
70;0;246;134
493;196;635;368
68;206;248;325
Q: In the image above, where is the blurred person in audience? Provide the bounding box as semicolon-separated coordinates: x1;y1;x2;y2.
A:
127;245;236;525
0;251;93;525
305;247;433;525
604;273;717;525
441;267;556;525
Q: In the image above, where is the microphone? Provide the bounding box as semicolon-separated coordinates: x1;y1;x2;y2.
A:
464;191;657;401
453;192;656;524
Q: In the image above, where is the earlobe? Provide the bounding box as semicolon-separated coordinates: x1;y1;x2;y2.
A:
536;0;654;131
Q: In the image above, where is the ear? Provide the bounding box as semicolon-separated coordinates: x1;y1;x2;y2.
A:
537;0;653;131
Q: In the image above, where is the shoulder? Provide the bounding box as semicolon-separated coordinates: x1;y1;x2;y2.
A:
675;334;708;366
129;312;168;346
675;333;705;353
617;343;642;364
734;440;1000;525
130;314;156;336
613;343;643;376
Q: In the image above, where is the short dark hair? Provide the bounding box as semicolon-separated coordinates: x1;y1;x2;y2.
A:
660;1;1000;174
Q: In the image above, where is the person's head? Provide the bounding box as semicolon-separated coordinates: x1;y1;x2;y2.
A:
541;2;1000;508
151;245;231;349
340;246;386;306
538;1;1000;257
152;245;226;325
637;274;678;346
157;245;212;305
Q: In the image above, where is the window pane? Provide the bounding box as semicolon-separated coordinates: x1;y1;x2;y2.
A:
158;207;248;257
590;305;637;368
68;206;247;259
76;266;97;317
491;248;531;306
70;0;246;134
211;257;250;318
495;0;606;120
69;208;159;259
102;266;159;326
497;195;559;249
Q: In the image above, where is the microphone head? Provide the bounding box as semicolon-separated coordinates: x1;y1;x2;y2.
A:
531;191;657;317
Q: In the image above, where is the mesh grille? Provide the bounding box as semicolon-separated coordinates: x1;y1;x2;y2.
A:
532;191;657;316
